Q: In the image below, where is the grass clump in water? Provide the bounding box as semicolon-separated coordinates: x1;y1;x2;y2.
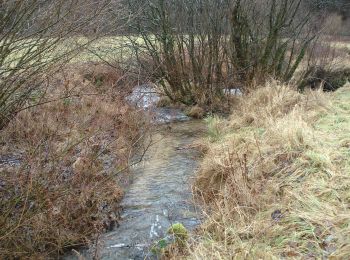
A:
168;223;189;246
152;223;189;257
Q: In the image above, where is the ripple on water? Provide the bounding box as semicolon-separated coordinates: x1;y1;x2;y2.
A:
64;84;204;259
66;120;205;260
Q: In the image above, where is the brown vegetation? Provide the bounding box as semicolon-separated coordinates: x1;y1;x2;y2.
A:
2;1;350;259
188;81;350;259
156;96;173;108
187;106;205;119
0;64;148;258
130;0;317;107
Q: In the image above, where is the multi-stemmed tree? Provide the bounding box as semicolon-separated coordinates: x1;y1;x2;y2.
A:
128;0;319;107
0;0;113;129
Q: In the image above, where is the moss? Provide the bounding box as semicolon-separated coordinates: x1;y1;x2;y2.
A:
167;223;188;245
151;238;168;255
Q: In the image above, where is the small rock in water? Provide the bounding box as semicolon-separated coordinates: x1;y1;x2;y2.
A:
110;243;126;248
223;88;243;96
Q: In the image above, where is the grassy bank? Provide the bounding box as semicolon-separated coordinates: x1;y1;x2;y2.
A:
190;81;350;259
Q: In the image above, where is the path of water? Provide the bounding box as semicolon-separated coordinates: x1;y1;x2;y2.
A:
67;84;205;259
67;120;205;260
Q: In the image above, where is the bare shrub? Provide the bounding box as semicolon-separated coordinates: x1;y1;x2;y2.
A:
0;65;149;258
0;0;112;129
128;0;316;107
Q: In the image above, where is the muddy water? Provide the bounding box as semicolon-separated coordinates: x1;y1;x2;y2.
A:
93;120;205;259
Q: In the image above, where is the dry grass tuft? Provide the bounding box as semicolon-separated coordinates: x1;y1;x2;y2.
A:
187;106;205;119
0;64;148;258
157;96;173;108
190;81;350;259
228;81;327;129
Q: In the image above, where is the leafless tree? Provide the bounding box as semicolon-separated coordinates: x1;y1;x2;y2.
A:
128;0;319;107
0;0;115;129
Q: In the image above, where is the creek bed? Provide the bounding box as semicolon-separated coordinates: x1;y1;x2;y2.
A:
100;120;204;259
68;120;205;259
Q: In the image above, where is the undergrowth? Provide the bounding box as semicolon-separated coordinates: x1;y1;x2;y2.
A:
189;81;350;259
0;64;148;258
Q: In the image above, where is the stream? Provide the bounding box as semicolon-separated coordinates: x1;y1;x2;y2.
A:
96;120;205;259
68;85;206;259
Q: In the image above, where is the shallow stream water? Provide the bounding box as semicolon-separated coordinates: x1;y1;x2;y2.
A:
66;85;206;259
92;120;205;259
65;119;205;260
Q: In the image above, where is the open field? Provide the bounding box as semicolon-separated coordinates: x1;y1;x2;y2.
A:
4;34;350;69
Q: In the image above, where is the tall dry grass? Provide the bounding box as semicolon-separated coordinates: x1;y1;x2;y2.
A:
190;81;350;259
0;64;148;258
